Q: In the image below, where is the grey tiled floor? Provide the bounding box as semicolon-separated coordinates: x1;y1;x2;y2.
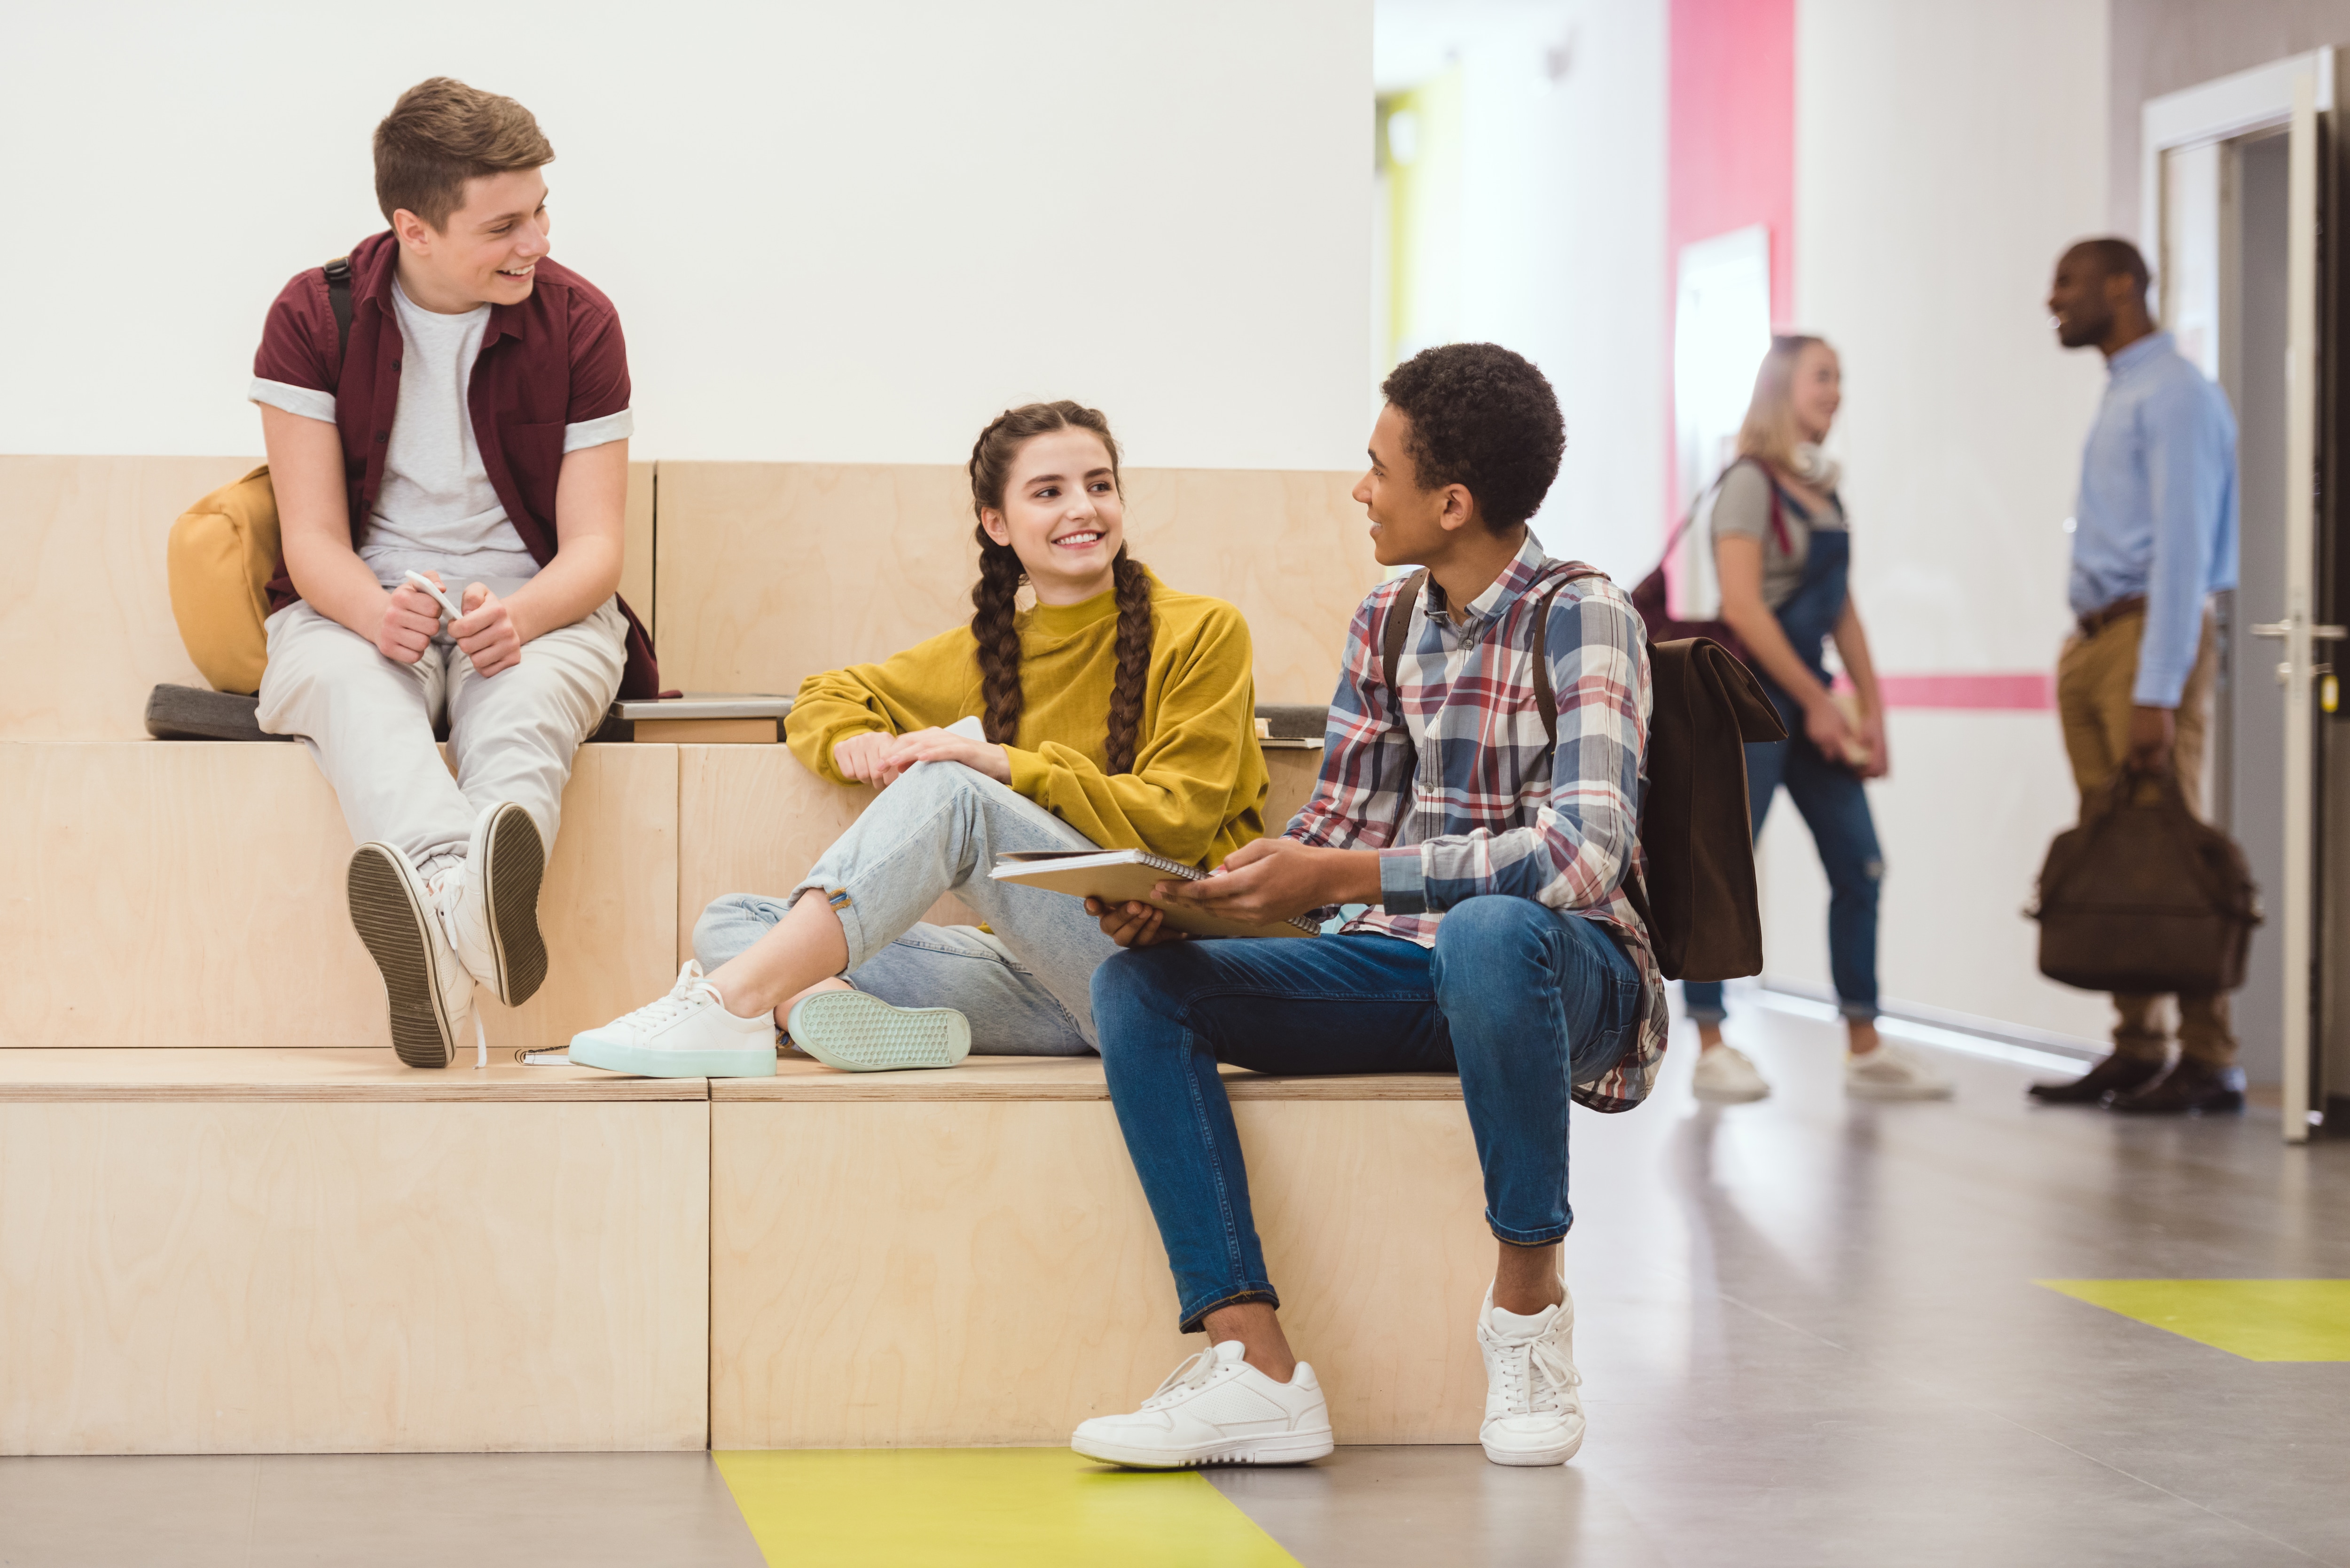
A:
4;998;2345;1567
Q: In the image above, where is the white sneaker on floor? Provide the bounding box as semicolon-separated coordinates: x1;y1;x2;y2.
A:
347;841;476;1069
1846;1041;1955;1100
1477;1283;1585;1466
785;987;971;1072
1071;1341;1333;1470
434;802;548;1006
1690;1042;1771;1103
569;962;778;1078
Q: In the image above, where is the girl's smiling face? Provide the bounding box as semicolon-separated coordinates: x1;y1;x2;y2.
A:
979;428;1126;605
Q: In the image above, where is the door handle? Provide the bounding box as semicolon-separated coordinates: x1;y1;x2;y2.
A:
2251;622;2348;639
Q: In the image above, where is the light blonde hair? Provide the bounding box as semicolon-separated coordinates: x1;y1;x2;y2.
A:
1735;334;1832;474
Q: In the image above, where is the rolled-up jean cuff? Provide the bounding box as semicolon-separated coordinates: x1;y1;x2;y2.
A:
1839;1000;1880;1022
1177;1285;1279;1335
788;880;876;973
1683;1002;1726;1024
1488;1216;1571;1248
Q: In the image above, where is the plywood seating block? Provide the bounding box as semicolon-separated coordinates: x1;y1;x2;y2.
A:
0;741;677;1053
0;454;658;742
708;1058;1489;1449
651;462;1375;707
0;1050;707;1454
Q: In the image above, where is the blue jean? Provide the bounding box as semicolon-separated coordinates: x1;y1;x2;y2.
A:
1682;720;1883;1024
693;760;1112;1053
1090;896;1644;1331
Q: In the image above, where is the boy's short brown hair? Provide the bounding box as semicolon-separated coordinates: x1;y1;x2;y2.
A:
374;77;555;232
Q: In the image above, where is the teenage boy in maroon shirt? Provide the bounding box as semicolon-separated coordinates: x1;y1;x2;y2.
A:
250;78;656;1068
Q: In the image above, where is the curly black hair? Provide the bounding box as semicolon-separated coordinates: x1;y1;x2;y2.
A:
1379;343;1565;531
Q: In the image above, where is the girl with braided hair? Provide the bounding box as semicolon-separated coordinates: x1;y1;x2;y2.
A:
572;401;1269;1076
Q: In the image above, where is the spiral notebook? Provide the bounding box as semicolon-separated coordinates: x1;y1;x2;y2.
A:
990;850;1321;939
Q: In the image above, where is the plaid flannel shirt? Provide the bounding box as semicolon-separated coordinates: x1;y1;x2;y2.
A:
1287;532;1668;1113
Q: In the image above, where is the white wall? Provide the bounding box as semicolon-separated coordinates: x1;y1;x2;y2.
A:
0;0;1369;470
1782;0;2119;1043
1374;0;1669;580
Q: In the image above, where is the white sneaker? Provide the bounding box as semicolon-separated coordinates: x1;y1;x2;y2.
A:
434;802;548;1006
569;962;778;1078
1071;1341;1333;1469
786;987;971;1072
347;841;476;1069
1477;1282;1584;1466
1690;1041;1771;1103
1846;1040;1955;1100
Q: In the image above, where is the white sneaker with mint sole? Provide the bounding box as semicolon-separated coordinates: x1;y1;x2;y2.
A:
1477;1282;1585;1466
569;961;778;1078
1071;1341;1333;1469
785;987;971;1073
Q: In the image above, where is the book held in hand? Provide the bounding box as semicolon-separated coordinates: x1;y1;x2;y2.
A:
990;849;1322;939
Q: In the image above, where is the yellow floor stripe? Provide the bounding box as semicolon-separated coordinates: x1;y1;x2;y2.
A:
2039;1279;2350;1361
714;1448;1302;1568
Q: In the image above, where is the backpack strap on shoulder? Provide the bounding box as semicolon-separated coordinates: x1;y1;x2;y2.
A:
1530;568;1614;749
1379;569;1428;700
322;256;354;377
1743;455;1794;556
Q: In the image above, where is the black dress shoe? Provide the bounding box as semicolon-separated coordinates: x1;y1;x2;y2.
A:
2109;1058;2247;1116
2028;1052;2167;1105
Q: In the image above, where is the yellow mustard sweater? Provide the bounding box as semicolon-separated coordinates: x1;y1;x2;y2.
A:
785;577;1269;868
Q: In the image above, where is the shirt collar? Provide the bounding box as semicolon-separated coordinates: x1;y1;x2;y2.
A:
1424;530;1550;625
2108;330;2174;380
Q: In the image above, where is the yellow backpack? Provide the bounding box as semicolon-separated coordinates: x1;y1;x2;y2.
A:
165;257;351;694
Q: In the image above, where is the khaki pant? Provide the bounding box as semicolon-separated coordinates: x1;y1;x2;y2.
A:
2055;607;2234;1065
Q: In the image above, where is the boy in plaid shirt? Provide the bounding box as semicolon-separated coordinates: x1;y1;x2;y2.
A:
1070;344;1660;1472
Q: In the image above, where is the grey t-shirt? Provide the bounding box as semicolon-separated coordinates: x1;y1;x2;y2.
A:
1710;460;1846;611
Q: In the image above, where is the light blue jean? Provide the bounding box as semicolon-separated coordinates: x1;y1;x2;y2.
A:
693;759;1119;1054
1092;897;1643;1332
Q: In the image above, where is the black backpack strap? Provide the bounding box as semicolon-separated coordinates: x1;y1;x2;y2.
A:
322;255;354;376
1379;569;1429;819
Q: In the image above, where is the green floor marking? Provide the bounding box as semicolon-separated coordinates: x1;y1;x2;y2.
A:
2038;1279;2350;1361
714;1448;1302;1568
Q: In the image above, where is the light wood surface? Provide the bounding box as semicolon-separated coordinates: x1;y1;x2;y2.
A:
0;1048;705;1101
709;1095;1490;1447
0;741;677;1053
0;454;657;742
714;1054;1463;1103
1262;744;1324;834
634;717;776;744
0;1099;709;1453
0;454;250;739
652;462;1375;706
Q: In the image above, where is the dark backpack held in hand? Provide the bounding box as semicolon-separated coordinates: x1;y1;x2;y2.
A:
2029;769;2260;995
1379;569;1785;983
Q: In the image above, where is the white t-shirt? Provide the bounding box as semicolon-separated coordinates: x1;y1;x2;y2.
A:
250;277;633;589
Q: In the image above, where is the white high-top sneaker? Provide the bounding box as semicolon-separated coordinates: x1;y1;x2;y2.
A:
1071;1341;1334;1469
347;841;477;1069
1477;1282;1585;1466
435;802;548;1006
569;962;779;1078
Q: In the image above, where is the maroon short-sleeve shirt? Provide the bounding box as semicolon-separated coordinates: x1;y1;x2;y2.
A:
253;230;658;697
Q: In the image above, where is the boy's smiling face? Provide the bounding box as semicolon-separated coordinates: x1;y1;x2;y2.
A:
394;168;552;312
1354;403;1475;569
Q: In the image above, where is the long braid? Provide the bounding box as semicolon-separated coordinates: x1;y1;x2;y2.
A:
970;531;1026;744
1104;550;1155;775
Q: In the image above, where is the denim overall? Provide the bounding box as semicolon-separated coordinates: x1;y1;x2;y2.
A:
1682;494;1883;1024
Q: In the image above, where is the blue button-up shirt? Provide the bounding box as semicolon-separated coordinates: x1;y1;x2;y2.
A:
2068;331;2239;707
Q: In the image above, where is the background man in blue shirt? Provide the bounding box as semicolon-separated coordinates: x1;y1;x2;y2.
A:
2033;237;2244;1116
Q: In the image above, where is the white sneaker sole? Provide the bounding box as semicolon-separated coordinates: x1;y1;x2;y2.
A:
1847;1078;1955;1101
1070;1428;1334;1469
786;989;971;1073
476;803;548;1006
1480;1422;1585;1467
1690;1078;1770;1104
348;844;462;1070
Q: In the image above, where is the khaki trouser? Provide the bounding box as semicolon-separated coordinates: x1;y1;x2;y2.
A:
257;593;629;876
2054;606;2234;1066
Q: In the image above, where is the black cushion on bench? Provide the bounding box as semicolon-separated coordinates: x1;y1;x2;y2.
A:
145;685;294;742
